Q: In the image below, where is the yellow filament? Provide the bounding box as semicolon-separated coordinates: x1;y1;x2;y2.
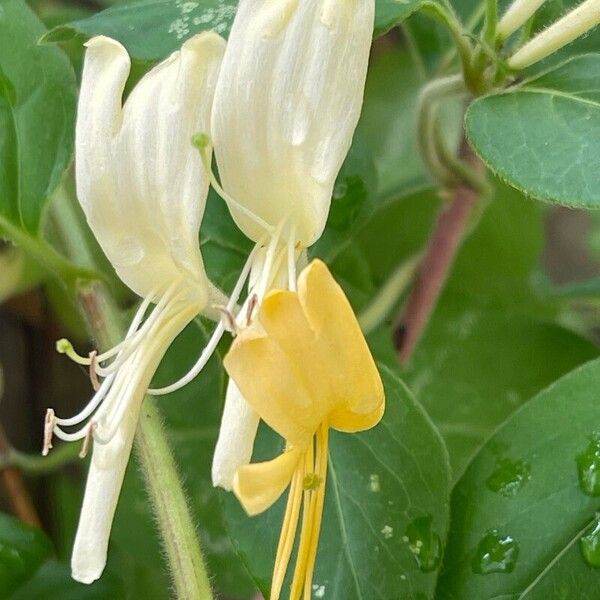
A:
271;458;304;600
289;424;329;600
303;423;329;599
289;443;317;599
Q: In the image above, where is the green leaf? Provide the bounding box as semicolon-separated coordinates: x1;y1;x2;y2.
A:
223;366;451;599
403;298;597;479
42;0;421;63
0;513;53;596
438;358;600;599
466;54;600;209
41;0;238;62
0;0;76;233
374;0;423;37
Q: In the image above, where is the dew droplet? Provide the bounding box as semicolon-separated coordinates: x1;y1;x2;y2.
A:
472;529;519;574
581;514;600;567
576;432;600;496
404;515;441;572
486;458;531;497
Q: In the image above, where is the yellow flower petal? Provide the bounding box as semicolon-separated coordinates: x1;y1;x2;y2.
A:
233;448;303;516
224;329;318;449
224;260;385;444
297;259;385;430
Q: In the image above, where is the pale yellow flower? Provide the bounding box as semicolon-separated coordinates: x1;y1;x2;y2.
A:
225;260;384;600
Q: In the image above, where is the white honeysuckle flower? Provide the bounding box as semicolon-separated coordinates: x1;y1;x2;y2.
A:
209;0;374;491
43;32;226;585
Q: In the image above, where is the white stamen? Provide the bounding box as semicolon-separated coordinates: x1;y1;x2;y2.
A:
147;237;265;396
195;136;275;234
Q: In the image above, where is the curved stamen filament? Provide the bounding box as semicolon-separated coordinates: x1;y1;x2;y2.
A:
271;460;304;600
54;373;115;428
46;280;194;452
302;422;329;599
195;136;275;235
147;236;266;396
55;291;156;367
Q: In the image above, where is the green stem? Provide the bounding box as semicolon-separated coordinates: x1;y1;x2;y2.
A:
0;215;98;293
483;0;498;46
77;282;213;600
359;254;422;336
417;74;466;185
0;443;80;475
420;1;477;89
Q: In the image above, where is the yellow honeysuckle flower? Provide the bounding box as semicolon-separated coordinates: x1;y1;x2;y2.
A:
224;259;385;600
210;0;375;491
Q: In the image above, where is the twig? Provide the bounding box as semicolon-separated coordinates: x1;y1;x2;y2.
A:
0;425;41;528
395;141;482;365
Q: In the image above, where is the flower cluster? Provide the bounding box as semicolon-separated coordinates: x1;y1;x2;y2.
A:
43;0;384;596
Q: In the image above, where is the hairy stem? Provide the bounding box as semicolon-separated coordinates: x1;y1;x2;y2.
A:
78;282;213;599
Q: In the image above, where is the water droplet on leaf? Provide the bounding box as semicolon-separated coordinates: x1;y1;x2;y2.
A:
404;515;441;572
581;514;600;567
486;458;531;497
576;433;600;496
472;529;519;574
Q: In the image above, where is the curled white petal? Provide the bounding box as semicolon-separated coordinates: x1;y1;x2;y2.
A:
211;0;374;247
76;33;226;299
212;379;260;491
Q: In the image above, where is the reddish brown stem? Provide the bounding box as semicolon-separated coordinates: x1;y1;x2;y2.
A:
396;143;482;365
0;427;41;528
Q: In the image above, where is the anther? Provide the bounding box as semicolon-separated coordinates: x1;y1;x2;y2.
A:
42;409;55;456
88;351;100;391
215;305;238;334
79;423;97;459
246;293;258;327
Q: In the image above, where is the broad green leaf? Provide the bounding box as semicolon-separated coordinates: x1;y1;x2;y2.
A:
223;366;451;599
0;0;76;233
0;513;53;596
42;0;422;63
41;0;238;61
466;55;600;209
403;298;597;479
438;358;600;599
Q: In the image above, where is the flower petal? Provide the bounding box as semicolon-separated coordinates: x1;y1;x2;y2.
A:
233;448;303;516
298;260;385;431
71;399;138;584
76;33;225;300
211;0;374;246
224;327;317;448
212;379;260;491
